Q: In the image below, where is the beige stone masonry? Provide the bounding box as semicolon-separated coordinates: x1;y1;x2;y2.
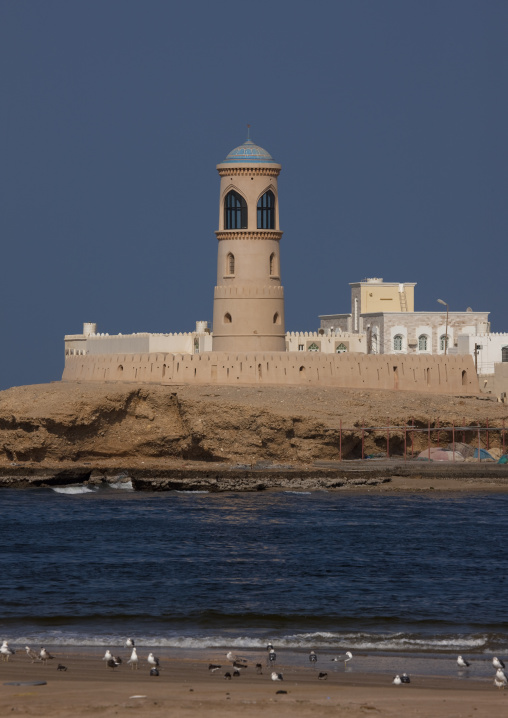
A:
63;351;478;394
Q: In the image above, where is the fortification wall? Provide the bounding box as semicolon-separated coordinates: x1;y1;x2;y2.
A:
62;351;479;394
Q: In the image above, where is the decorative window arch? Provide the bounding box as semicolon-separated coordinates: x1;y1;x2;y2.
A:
269;252;277;276
393;334;403;351
257;190;275;229
336;343;347;353
308;342;320;352
418;334;428;351
224;313;232;324
440;334;449;351
226;252;235;275
502;346;508;362
224;190;247;229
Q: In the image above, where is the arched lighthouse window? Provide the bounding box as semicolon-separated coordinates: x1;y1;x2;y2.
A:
269;252;277;276
257;190;275;229
224;191;247;229
226;252;235;275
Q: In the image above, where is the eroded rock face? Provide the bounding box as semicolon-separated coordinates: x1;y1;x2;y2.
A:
0;381;506;468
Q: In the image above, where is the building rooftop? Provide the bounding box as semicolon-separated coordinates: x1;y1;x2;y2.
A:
221;138;276;164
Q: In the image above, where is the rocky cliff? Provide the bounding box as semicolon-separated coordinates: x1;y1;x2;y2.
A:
0;381;506;471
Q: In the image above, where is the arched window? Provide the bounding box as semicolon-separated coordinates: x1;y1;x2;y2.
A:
226;252;235;275
393;334;403;351
418;334;428;351
269;252;277;276
440;334;449;351
336;343;347;353
273;312;281;324
224;190;247;229
257;190;275;229
308;342;320;352
224;313;232;324
502;346;508;362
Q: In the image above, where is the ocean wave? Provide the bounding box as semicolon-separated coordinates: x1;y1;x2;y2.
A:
51;485;97;495
283;491;312;495
108;480;134;490
175;490;209;494
4;630;496;653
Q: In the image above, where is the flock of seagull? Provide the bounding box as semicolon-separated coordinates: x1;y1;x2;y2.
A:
208;645;354;683
457;654;508;690
2;638;508;689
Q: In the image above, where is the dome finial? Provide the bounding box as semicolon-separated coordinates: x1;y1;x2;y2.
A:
247;123;251;140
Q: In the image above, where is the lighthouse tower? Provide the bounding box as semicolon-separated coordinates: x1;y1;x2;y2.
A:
212;136;285;352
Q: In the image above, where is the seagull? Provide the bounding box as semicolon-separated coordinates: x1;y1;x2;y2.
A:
224;672;232;680
266;643;274;651
149;667;159;676
40;647;54;664
401;673;411;684
147;653;160;668
208;664;222;673
1;642;15;661
125;638;135;648
268;648;276;664
318;672;328;680
344;651;353;667
393;675;402;685
103;650;114;662
127;647;138;670
233;661;247;670
457;655;470;668
226;651;247;665
271;671;283;681
107;658;121;669
25;646;40;663
113;655;122;665
233;669;241;677
495;668;508;687
493;657;506;670
309;650;317;666
256;663;263;674
495;671;507;689
57;664;68;671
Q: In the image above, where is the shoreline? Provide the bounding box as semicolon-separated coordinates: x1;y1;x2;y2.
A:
0;459;507;492
0;649;505;717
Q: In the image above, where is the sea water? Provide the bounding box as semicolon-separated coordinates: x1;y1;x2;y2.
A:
0;486;506;676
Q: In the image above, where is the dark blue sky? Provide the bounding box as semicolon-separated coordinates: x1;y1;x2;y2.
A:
1;1;506;390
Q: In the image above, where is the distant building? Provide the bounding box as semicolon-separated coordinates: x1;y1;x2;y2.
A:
319;278;490;357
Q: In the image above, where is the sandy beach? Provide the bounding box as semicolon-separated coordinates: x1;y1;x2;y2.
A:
1;650;507;718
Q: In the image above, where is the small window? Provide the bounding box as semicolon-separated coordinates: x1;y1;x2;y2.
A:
273;312;280;324
336;343;347;353
393;334;403;351
308;342;320;352
226;252;235;275
224;190;247;229
224;313;232;324
440;334;449;351
418;334;428;351
502;346;508;362
257;190;275;229
298;344;304;351
269;252;276;276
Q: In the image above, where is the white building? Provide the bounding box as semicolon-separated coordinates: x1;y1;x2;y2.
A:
320;278;490;357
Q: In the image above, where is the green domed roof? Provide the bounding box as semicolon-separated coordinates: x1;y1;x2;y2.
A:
222;138;276;164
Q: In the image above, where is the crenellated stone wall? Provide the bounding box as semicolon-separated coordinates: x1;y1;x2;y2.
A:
62;351;479;394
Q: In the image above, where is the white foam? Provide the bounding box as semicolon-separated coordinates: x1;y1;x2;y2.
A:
108;480;134;490
51;486;96;494
175;490;209;494
283;491;312;495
